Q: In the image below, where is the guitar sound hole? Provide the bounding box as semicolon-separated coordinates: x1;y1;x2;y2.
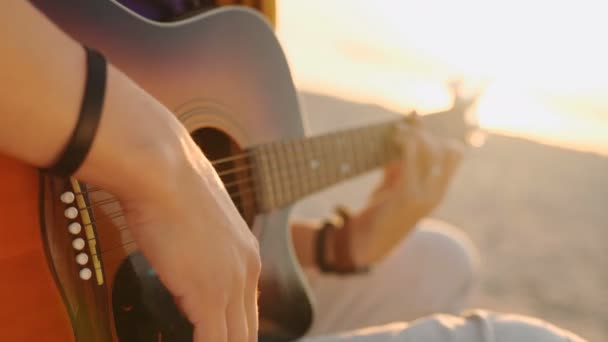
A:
111;129;257;341
191;127;257;224
112;252;193;341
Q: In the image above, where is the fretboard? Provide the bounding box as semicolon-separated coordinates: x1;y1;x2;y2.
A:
250;119;403;211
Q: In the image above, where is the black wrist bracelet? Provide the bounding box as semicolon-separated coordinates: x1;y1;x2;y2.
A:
45;47;107;176
315;221;336;274
315;208;370;275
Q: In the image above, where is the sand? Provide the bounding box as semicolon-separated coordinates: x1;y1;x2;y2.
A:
292;92;608;341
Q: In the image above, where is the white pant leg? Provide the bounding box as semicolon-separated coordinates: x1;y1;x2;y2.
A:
299;310;586;342
304;218;479;336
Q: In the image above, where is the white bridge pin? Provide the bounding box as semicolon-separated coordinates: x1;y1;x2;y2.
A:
76;253;89;266
64;207;79;219
72;238;85;251
60;191;75;204
68;222;82;235
79;268;92;280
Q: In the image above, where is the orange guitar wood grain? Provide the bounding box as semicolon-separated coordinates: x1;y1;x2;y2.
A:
0;156;73;341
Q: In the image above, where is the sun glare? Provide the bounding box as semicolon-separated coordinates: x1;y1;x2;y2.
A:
276;0;608;154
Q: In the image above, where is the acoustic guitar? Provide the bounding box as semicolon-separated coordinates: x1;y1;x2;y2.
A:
1;2;478;341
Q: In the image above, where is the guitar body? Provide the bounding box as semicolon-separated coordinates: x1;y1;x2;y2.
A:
4;2;313;341
0;159;74;341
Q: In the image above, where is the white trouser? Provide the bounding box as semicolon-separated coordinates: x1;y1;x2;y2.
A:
299;219;585;342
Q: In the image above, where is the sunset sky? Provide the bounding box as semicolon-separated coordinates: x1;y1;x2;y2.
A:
274;0;608;154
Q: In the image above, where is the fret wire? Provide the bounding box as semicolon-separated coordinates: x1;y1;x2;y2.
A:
283;140;297;206
248;150;264;211
315;135;327;189
349;127;361;176
264;137;309;209
322;133;332;189
264;143;277;207
274;143;291;205
299;135;311;198
380;124;389;164
354;126;364;171
361;126;371;171
251;122;399;210
332;132;341;184
258;144;278;209
325;132;334;185
337;130;354;180
302;136;312;200
373;125;385;166
271;142;285;207
328;131;336;184
304;135;316;194
328;132;338;185
268;143;280;209
313;135;325;190
278;141;291;207
259;144;274;210
369;125;380;169
259;144;276;209
309;134;319;193
274;141;288;207
361;127;370;170
262;146;275;206
265;141;290;209
370;125;381;167
284;139;299;204
81;121;404;223
374;124;389;167
341;129;355;179
304;136;313;194
326;132;334;184
384;123;393;161
291;139;302;203
354;127;365;171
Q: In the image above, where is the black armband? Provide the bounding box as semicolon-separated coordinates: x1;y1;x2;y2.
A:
44;47;106;176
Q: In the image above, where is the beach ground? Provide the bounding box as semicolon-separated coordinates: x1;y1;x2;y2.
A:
293;92;607;341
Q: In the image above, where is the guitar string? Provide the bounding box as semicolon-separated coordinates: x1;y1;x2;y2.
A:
95;167;381;255
81;126;375;194
81;130;394;254
77;176;258;211
91;116;459;204
83;119;468;254
80;137;386;215
80;189;255;225
92;168;306;254
79;133;388;201
83;122;399;194
89;140;389;255
97;194;260;254
100;176;387;254
81;152;255;194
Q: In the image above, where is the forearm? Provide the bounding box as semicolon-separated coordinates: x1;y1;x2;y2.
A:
291;203;420;270
0;1;189;198
291;216;371;271
291;222;318;269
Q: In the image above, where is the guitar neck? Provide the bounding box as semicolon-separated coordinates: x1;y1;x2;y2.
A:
249;102;474;212
251;118;403;211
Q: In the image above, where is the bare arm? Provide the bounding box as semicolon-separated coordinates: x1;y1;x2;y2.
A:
0;1;177;187
292;124;463;271
0;2;259;341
